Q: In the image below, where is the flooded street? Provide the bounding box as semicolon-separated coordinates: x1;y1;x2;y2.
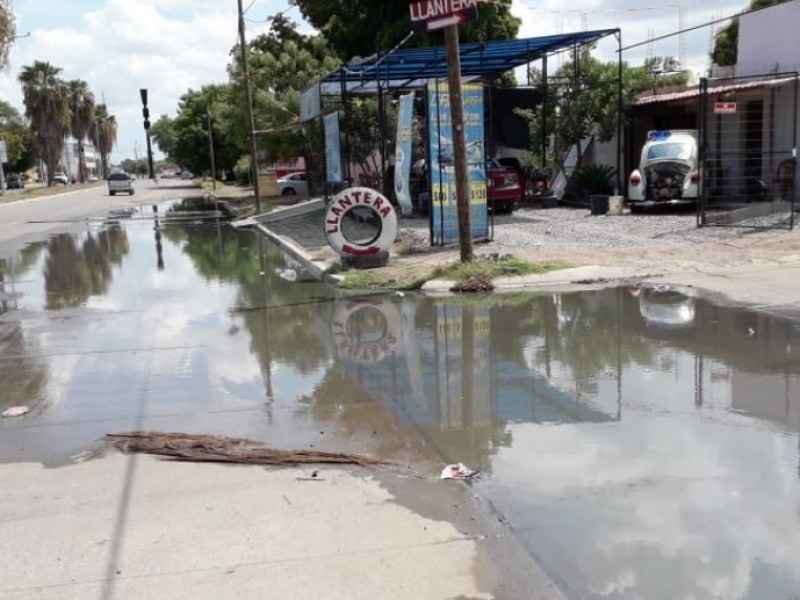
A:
1;206;800;598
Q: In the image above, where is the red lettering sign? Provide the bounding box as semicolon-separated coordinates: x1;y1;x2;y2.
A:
409;0;478;32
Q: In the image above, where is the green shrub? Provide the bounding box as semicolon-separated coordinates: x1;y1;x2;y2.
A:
573;164;617;195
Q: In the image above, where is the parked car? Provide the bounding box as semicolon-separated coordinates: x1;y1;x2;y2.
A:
628;130;700;212
496;157;551;203
180;171;194;180
53;172;69;185
487;159;522;214
107;172;134;196
278;172;309;196
5;173;24;189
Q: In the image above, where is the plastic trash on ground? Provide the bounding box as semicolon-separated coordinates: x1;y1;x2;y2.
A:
441;463;478;480
2;406;29;417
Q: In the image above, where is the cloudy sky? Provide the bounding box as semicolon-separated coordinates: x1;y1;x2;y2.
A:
0;0;751;165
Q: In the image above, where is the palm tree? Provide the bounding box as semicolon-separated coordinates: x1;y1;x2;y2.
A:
91;104;117;178
68;80;95;183
18;61;71;186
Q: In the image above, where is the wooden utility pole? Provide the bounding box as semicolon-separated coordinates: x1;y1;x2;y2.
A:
207;107;217;192
444;24;473;263
237;0;261;213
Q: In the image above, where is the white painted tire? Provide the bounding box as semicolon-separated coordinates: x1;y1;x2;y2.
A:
324;187;398;257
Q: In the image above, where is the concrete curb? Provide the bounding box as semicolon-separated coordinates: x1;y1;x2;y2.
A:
421;265;644;294
252;222;330;280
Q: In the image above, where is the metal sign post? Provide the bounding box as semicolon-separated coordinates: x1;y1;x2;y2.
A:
410;0;477;261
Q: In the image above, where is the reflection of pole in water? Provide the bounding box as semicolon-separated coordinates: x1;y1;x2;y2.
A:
0;258;6;315
462;307;475;466
616;288;623;421
153;205;164;271
258;234;274;404
694;353;704;408
0;256;19;314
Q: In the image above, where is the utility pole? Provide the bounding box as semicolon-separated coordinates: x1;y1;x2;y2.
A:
237;0;261;212
444;24;473;263
207;106;217;192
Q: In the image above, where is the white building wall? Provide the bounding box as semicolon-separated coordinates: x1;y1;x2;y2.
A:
735;2;800;195
59;139;100;180
738;0;800;76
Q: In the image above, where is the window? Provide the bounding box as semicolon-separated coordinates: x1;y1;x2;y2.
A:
647;143;692;161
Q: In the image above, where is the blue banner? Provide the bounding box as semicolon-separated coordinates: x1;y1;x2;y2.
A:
324;112;342;183
394;93;414;216
426;81;488;245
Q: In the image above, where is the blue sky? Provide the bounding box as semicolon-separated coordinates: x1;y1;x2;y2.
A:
0;0;746;165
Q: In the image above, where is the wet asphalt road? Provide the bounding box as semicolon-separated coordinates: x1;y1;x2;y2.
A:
0;179;195;256
2;189;800;599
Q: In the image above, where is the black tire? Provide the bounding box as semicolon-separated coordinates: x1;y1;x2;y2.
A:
110;190;116;196
282;188;296;196
130;189;135;195
629;202;642;214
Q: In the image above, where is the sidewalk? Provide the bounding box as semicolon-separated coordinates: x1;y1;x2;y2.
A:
0;452;562;600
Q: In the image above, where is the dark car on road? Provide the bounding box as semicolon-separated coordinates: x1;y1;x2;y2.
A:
5;174;24;189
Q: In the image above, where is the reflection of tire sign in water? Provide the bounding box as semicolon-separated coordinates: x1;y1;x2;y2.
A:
394;148;405;199
330;299;401;364
324;187;398;257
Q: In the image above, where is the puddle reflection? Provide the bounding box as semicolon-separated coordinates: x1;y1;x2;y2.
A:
1;210;799;598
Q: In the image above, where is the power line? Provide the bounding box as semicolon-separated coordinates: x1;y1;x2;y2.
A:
619;8;746;52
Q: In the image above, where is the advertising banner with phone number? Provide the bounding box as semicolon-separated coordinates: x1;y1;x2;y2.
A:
426;81;488;245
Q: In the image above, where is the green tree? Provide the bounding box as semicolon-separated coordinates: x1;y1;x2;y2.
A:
153;84;242;176
67;79;95;183
0;0;16;72
712;0;790;66
231;18;339;164
0;99;37;174
91;103;117;178
18;61;70;186
119;158;148;176
149;115;177;158
520;52;688;172
293;0;520;61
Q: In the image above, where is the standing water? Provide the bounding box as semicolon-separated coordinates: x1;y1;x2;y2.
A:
1;206;799;598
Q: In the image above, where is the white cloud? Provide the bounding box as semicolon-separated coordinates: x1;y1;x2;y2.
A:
0;0;751;166
511;0;748;79
0;0;292;164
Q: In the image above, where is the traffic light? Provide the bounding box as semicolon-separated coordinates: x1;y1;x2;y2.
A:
140;89;151;130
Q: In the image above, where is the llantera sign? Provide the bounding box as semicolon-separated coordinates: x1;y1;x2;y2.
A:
409;0;479;32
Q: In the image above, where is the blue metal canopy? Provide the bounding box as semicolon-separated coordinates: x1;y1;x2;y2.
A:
318;29;619;94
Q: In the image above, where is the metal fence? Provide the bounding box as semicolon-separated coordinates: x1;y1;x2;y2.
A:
697;72;798;230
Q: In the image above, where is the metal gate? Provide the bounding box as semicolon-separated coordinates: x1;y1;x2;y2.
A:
697;72;798;230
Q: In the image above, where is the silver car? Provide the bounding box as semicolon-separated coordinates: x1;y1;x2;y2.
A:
277;172;308;196
108;172;134;196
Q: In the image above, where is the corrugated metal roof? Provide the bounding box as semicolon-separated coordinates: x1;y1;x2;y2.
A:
318;29;619;94
635;75;798;106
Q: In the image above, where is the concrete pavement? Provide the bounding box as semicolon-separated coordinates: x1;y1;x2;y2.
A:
0;452;562;600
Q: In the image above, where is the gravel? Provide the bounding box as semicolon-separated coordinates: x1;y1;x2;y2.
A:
397;205;795;251
265;203;795;261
